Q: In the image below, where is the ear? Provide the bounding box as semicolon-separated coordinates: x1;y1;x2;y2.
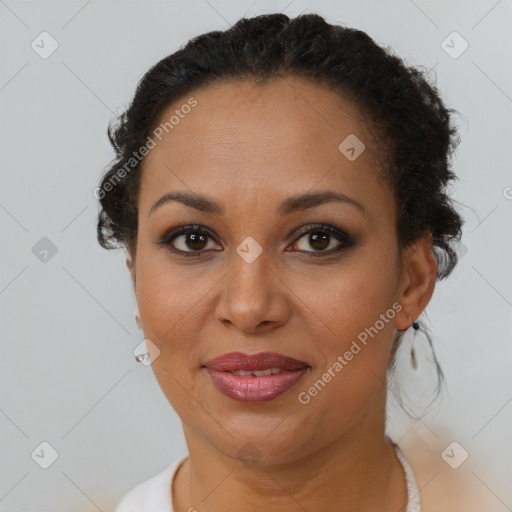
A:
125;250;136;290
395;231;438;330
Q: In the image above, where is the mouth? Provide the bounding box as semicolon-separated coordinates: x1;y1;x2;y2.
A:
202;351;311;403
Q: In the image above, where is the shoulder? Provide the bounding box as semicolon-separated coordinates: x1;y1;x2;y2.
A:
397;423;503;512
114;454;188;512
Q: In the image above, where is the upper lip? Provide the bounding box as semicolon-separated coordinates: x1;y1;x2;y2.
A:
202;351;310;372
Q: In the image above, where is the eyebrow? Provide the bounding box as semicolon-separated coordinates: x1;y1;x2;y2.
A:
149;190;366;217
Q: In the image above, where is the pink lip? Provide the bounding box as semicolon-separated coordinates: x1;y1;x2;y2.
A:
203;351;310;403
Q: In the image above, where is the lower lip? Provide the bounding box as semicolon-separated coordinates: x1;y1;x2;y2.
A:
205;368;308;403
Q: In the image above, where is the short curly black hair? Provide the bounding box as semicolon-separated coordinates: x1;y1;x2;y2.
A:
97;12;463;282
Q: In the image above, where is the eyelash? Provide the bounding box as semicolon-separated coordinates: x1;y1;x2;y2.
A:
156;223;357;259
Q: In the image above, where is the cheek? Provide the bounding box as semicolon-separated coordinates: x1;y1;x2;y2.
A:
295;293;396;443
134;245;209;367
297;253;398;411
136;240;206;323
320;251;398;342
134;249;211;418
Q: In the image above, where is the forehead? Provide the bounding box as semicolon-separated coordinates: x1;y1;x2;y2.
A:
139;76;394;224
146;76;373;164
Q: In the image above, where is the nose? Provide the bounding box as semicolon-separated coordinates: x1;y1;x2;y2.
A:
214;251;290;335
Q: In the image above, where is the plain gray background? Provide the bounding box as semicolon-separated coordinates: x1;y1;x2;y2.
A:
1;0;511;510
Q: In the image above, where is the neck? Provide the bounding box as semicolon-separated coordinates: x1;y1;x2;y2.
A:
173;392;408;512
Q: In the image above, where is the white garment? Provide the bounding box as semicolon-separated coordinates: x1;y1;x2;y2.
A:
114;454;187;512
393;442;422;512
114;444;421;512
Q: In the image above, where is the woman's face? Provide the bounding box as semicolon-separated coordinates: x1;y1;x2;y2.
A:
130;77;435;463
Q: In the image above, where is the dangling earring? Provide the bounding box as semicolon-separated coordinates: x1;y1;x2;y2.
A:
407;313;420;370
135;309;142;330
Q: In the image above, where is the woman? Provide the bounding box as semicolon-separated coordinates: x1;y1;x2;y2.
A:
96;12;487;512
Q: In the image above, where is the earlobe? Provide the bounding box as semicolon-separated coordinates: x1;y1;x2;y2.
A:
395;233;437;330
125;251;136;288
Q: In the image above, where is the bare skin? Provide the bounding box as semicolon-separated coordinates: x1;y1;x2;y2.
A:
126;76;438;511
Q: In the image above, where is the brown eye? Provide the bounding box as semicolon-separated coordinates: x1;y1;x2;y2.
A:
290;224;355;255
181;232;209;251
157;225;222;257
303;231;331;251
